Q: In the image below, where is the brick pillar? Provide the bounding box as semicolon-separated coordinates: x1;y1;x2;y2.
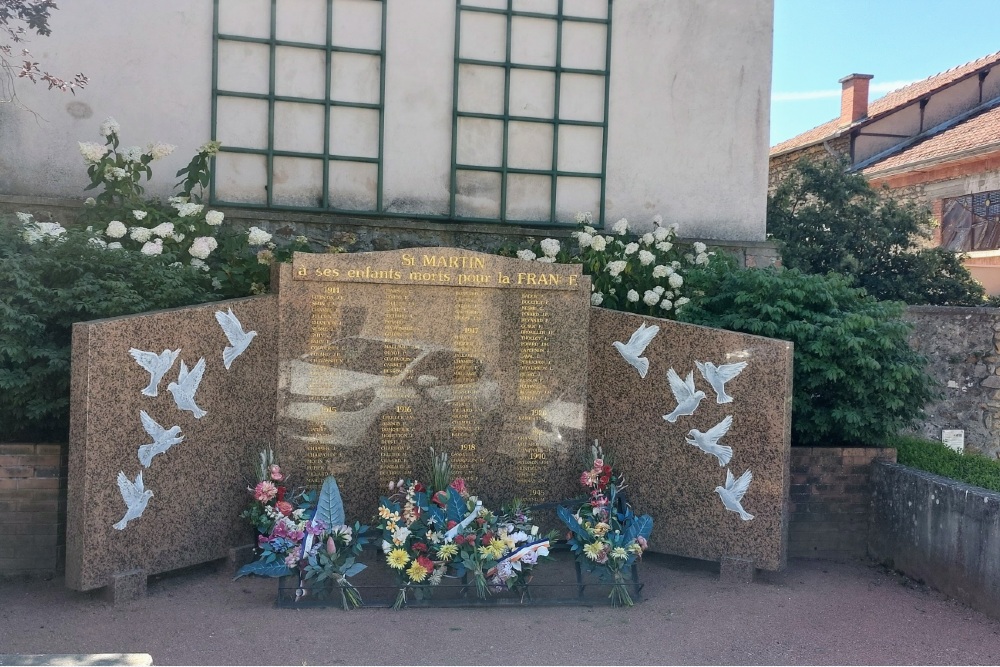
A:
0;443;68;575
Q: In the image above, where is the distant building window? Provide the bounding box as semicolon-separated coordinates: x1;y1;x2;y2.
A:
941;191;1000;251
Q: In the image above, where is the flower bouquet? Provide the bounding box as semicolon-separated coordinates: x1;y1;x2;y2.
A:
558;442;653;607
235;449;369;608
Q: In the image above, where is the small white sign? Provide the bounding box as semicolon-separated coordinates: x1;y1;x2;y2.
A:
942;430;965;453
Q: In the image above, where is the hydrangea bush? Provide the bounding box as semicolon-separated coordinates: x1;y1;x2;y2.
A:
76;118;309;297
508;213;726;319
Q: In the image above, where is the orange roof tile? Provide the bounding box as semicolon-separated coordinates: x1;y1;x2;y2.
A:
770;50;1000;156
862;103;1000;175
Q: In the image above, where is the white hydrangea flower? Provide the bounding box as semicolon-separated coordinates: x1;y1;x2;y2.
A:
653;285;665;295
655;241;673;252
247;226;272;246
132;209;147;221
643;290;660;306
675;296;690;310
141;240;163;256
695;252;709;265
652;214;663;226
99;117;120;138
172;232;185;243
151;222;175;238
671;260;681;269
576;232;593;248
685;253;695;264
123;146;143;163
168;195;187;205
536;256;556;263
148;142;176;160
654;226;671;242
107;242;123;250
606;260;627;277
575;211;593;224
21;222;66;244
590;235;607;252
205;210;225;226
660;299;673;311
109;167;128;180
626;289;639;303
612;218;629;235
641;233;654;245
638;250;655;266
694;242;707;254
198;140;222;156
79;141;109;164
84;197;97;206
190;257;208;270
16;212;32;224
540;238;560;257
175;202;204;218
652;264;670;278
623;242;639;255
130;227;153;243
211;277;223;290
88;237;107;249
106;220;127;238
517;249;537;261
668;273;684;289
582;225;597;235
189;236;218;260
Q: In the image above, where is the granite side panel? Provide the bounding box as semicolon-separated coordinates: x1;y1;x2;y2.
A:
65;295;277;591
587;308;792;570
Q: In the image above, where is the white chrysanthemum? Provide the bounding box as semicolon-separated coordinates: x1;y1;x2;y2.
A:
129;226;153;243
141;240;163;256
623;242;639;255
654;226;671;242
540;238;560;258
668;273;684;289
653;285;665;295
205;210;224;226
16;212;32;224
99;117;120;138
612;218;629;235
517;249;537;261
641;233;654;245
606;260;627;277
694;242;707;254
652;264;670;278
247;226;272;246
675;296;690;310
652;214;663;226
79;141;109;164
148;142;176;160
643;290;660;306
695;252;709;265
536;256;556;263
638;250;655;266
89;237;107;249
107;242;123;250
660;299;673;311
123;146;143;163
106;220;127;238
175;202;204;218
151;222;175;238
576;232;593;248
626;289;639;303
189;236;218;260
575;211;593;224
131;209;147;221
590;235;607;252
655;241;673;252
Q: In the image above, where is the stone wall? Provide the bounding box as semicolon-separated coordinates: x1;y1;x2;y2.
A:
905;305;1000;459
767;136;850;193
788;447;896;560
870;462;1000;620
0;443;67;576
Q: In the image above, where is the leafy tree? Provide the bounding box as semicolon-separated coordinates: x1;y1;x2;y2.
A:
768;158;985;306
679;265;936;447
1;0;88;103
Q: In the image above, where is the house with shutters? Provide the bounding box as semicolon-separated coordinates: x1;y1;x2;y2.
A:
769;51;1000;293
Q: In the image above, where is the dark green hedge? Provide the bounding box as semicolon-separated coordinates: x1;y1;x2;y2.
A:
891;435;1000;493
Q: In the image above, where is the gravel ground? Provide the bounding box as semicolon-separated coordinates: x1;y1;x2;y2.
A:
1;554;999;666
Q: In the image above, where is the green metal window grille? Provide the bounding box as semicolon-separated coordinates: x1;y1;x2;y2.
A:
450;0;613;227
211;0;387;213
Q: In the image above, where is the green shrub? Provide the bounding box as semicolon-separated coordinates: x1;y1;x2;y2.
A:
891;434;1000;493
0;217;220;441
678;265;936;447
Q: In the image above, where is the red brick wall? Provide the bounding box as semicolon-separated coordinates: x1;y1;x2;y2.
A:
788;447;896;560
0;443;68;576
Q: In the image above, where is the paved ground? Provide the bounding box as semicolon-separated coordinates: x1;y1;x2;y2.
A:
1;554;999;666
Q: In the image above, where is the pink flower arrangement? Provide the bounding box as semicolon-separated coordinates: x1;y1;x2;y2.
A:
254;481;277;502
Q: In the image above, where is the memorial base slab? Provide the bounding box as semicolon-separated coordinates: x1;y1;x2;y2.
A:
104;569;147;604
719;556;756;584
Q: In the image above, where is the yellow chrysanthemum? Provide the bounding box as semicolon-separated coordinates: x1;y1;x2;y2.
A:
386;548;410;570
437;543;459;561
611;546;628;560
407;560;430;583
490;538;507;555
583;541;604;561
478;544;502;560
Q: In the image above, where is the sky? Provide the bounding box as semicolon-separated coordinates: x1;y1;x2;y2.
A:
771;0;1000;147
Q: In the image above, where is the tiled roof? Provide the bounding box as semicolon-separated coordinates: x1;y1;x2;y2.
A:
770;50;1000;156
862;103;1000;175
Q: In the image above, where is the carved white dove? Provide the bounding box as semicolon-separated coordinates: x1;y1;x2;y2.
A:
612;322;660;379
663;368;706;423
696;360;748;404
137;410;184;468
129;348;180;397
715;468;754;521
214;308;257;370
686;415;734;467
167;358;207;419
113;470;153;530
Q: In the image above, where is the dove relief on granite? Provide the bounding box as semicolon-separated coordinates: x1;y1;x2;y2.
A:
129;348;180;397
663;368;706;423
167;358;207;418
113;470;153;530
715;468;754;521
695;360;748;404
136;410;184;468
685;415;734;467
215;308;257;370
612;322;660;379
